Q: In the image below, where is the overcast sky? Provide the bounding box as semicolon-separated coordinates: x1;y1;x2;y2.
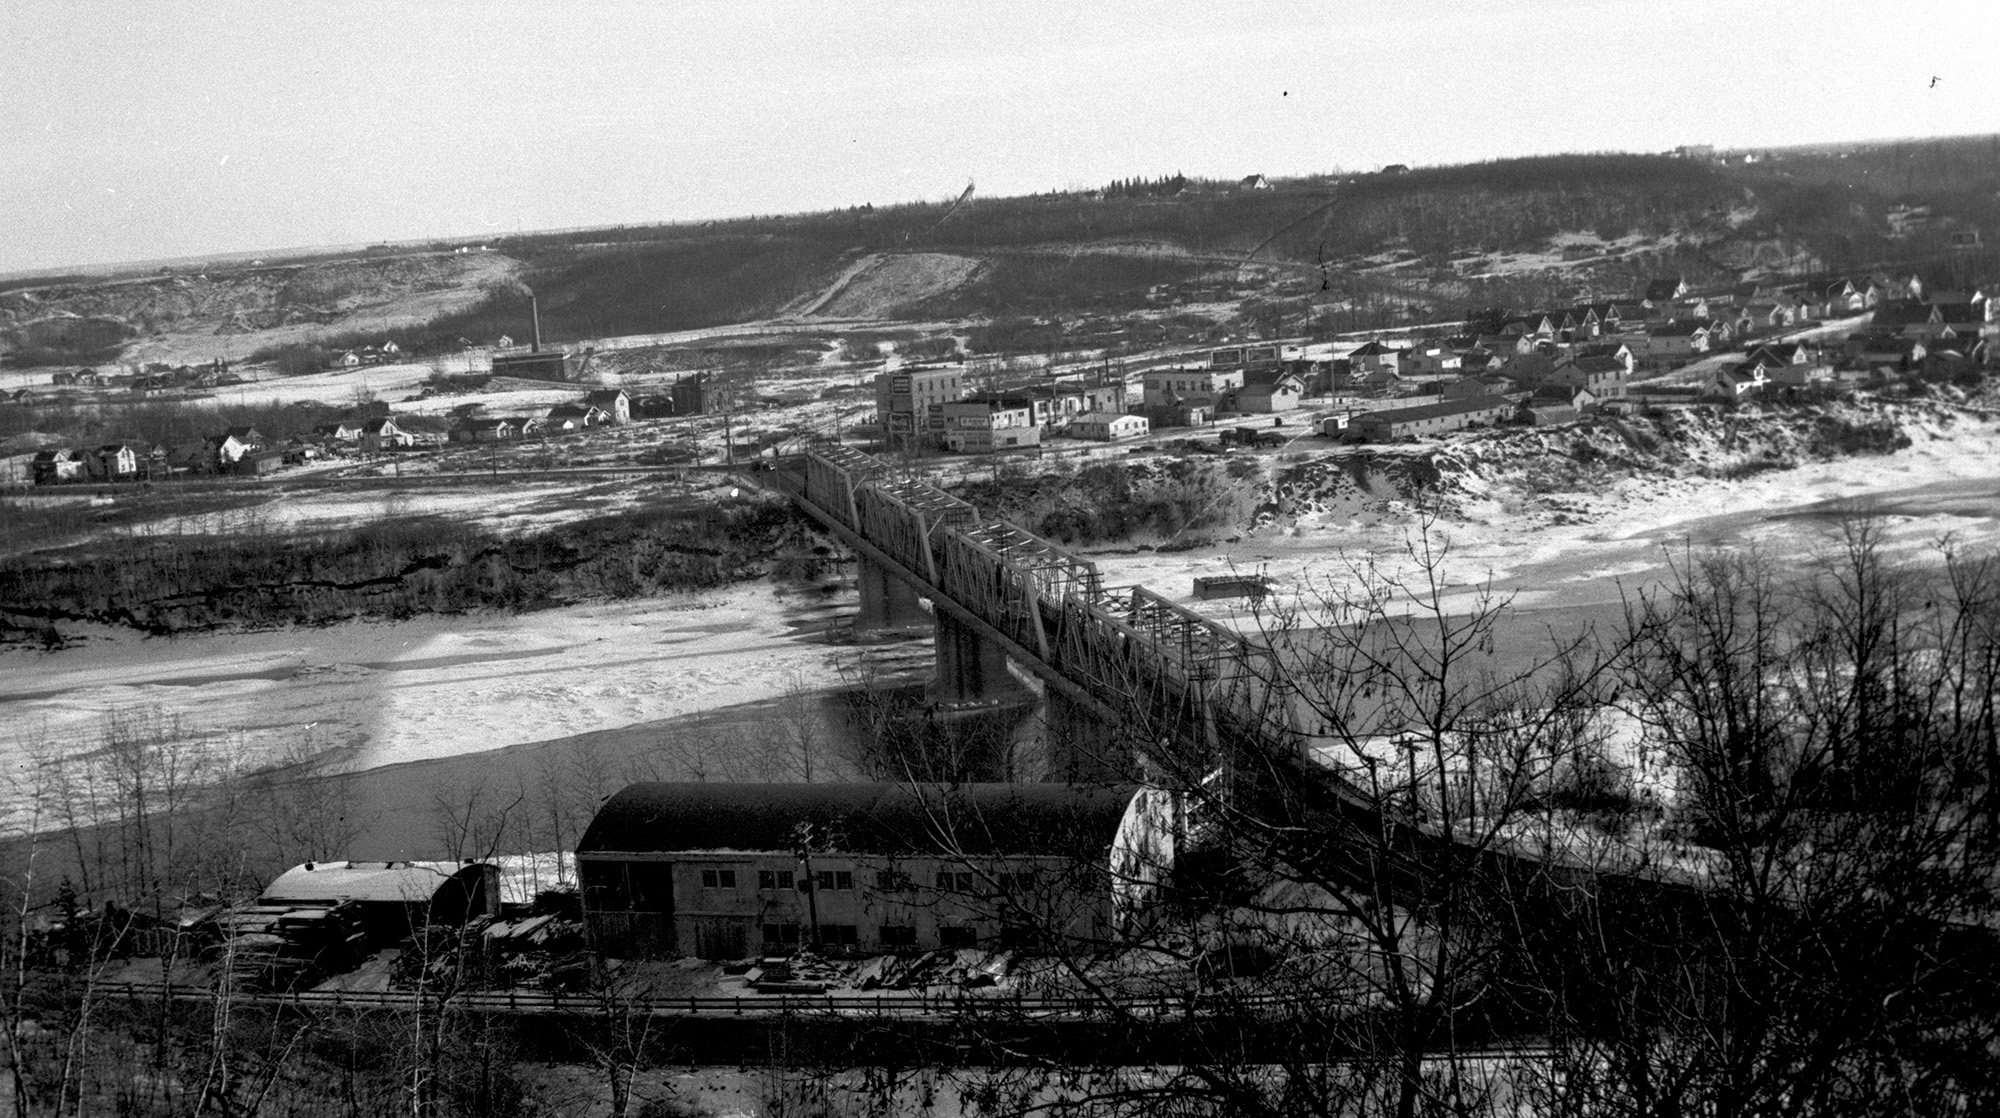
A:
5;0;1997;273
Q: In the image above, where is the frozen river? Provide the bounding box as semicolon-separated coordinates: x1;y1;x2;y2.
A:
6;409;2000;845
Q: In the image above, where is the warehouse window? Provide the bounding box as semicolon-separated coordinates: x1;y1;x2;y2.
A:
935;870;975;893
762;923;800;947
817;924;859;948
700;869;736;889
758;869;795;891
814;870;853;891
939;925;977;949
879;924;917;948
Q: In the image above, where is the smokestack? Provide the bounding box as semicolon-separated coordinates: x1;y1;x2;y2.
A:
530;293;542;353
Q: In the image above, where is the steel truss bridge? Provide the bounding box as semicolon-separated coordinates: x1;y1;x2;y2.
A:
777;445;1728;915
789;444;1297;791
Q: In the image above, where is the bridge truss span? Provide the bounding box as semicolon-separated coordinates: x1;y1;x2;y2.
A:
795;446;1307;785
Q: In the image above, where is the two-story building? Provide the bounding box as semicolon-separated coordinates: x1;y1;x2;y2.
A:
931;398;1040;453
1644;322;1711;359
577;782;1141;959
877;365;969;444
1398;342;1464;379
1141;366;1245;411
1547;355;1628;399
1234;370;1306;413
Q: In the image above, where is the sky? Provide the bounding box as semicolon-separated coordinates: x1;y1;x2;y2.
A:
5;0;1999;274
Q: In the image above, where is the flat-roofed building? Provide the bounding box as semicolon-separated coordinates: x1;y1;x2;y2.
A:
877;364;969;443
932;397;1040;452
1066;412;1149;441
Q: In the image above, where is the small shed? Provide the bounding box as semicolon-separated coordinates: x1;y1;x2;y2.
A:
259;860;501;939
1193;574;1272;602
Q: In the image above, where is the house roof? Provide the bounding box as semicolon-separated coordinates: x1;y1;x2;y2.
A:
1239;372;1305;394
260;860;491;906
360;418;400;433
547;404;597;419
577;782;1137;858
1356;396;1515;426
223;426;262;441
1644;278;1685;301
1562;356;1627;375
584;389;628;406
1348;341;1400;357
1651;322;1709;337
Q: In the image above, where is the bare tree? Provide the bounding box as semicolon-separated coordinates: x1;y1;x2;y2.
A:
1514;525;2000;1118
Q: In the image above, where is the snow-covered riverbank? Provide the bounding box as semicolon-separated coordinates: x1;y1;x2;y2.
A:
1092;405;2000;623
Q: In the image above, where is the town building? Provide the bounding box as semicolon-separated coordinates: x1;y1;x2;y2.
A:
1346;341;1403;378
88;444;141;481
30;449;88;485
491;346;580;382
1141;365;1244;412
1065;412;1149;441
932;398;1041;453
1398;342;1464;379
585;389;632;425
1644;321;1711;359
1517;389;1579;426
358;417;413;453
877;365;969;444
575;782;1139;959
1345;396;1514;441
1441;373;1521;400
1234;371;1306;413
1548;355;1629;399
670;372;708;417
452;418;516;443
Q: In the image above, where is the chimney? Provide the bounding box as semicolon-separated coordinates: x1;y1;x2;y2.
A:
530;293;542;353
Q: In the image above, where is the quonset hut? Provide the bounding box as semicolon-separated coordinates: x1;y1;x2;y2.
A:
257;860;503;941
576;783;1156;960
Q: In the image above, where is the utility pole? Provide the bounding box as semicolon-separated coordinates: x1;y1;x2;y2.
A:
793;822;822;952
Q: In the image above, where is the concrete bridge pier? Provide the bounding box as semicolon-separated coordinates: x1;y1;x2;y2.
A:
1044;690;1132;783
853;555;928;632
930;611;1026;706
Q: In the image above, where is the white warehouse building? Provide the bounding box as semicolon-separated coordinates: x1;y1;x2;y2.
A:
1066;412;1150;441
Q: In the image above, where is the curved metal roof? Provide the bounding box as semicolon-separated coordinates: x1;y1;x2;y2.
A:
259;860;490;906
578;783;1136;858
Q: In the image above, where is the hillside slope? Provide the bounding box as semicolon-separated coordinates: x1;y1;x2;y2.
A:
6;138;1996;367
